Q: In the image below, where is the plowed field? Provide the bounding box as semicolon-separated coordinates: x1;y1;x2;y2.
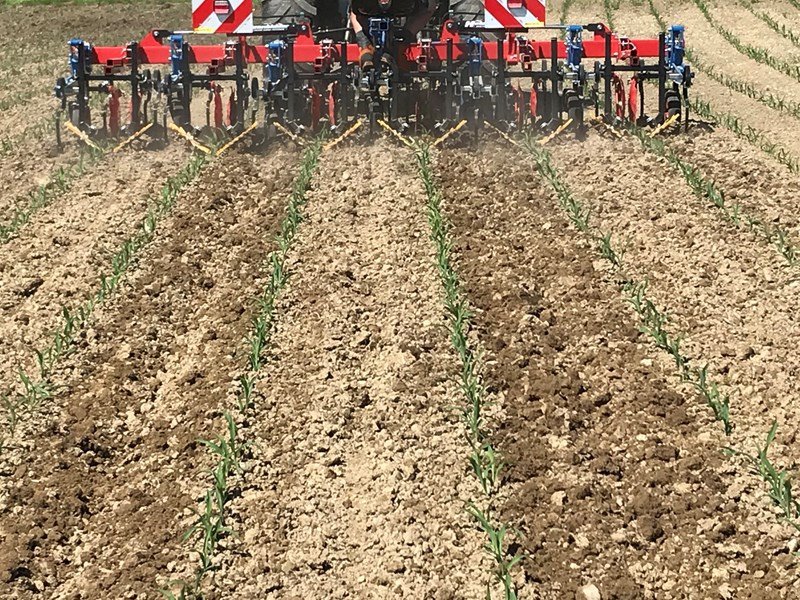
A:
1;1;799;599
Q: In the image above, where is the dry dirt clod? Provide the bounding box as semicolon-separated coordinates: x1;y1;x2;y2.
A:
576;583;602;600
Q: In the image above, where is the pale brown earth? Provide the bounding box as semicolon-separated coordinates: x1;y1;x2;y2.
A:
0;1;799;599
440;142;799;598
0;143;189;402
211;141;488;599
0;147;300;598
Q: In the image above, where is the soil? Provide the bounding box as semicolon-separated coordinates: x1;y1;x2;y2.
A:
438;143;800;598
0;148;299;599
0;142;189;401
1;0;800;598
209;140;488;599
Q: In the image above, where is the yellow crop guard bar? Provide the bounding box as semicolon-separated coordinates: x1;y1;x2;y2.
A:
376;119;413;147
112;122;154;153
217;121;259;156
63;120;101;151
432;120;467;147
539;118;573;145
323;120;363;151
168;122;212;154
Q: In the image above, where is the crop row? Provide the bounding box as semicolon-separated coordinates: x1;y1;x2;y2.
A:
415;142;521;599
518;132;800;534
646;0;800;126
622;2;800;262
691;0;800;83
628;124;799;266
0;148;209;451
739;0;800;50
0;146;103;244
164;140;323;599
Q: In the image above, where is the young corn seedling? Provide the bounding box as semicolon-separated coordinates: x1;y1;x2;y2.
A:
467;504;522;600
470;443;505;497
414;141;521;597
752;422;800;527
178;139;323;597
728;422;800;531
690;365;732;435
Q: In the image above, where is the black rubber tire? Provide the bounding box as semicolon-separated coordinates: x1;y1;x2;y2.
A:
449;0;483;20
566;92;583;128
665;89;681;118
261;0;317;22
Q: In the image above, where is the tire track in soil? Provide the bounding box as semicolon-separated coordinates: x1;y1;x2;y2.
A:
439;145;797;598
213;140;487;599
0;143;189;402
0;147;300;599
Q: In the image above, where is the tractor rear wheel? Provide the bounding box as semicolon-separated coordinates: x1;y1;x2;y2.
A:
449;0;483;20
261;0;346;29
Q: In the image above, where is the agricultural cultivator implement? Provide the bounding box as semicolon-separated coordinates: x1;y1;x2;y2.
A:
53;0;695;148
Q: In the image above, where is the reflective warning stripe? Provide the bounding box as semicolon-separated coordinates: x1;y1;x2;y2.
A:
194;0;253;34
484;0;546;29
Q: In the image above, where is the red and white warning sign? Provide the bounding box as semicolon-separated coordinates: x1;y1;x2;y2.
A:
483;0;546;29
192;0;254;34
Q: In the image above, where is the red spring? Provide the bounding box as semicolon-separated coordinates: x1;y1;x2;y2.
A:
108;84;122;137
327;82;337;126
628;76;640;122
530;86;538;122
227;88;237;127
213;85;223;129
308;86;321;131
612;75;626;120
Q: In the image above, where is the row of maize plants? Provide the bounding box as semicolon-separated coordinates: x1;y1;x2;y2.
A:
689;97;800;175
521;134;800;534
163;139;323;600
603;0;618;30
0;144;105;244
558;0;575;26
739;0;800;50
692;0;800;83
0;149;209;450
1;113;64;156
414;142;522;600
628;125;800;267
647;0;800;125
